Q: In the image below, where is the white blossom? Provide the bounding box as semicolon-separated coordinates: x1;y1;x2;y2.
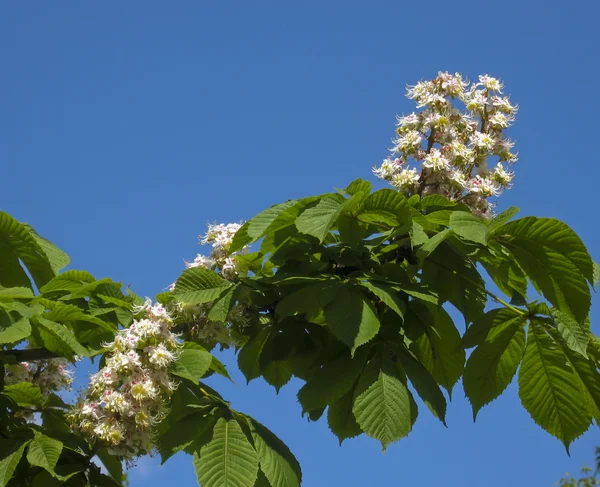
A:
71;300;180;459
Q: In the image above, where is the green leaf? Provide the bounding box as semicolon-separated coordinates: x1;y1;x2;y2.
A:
238;327;272;383
0;287;34;299
462;308;523;349
397;347;447;425
209;355;233;382
0;211;57;289
421;243;487;323
324;286;380;355
486;206;520;233
158;411;217;464
34;317;89;358
195;417;259;487
275;280;340;322
23;224;70;275
476;247;528;300
346;178;372;196
449;211;487;245
407;302;465;396
593;261;599;289
0;316;31;344
352;349;418;451
297;348;368;411
208;284;239;323
258;198;320;254
88;467;121;487
95;449;123;484
173;267;232;304
518;321;591;450
415;229;451;261
560;343;600;422
358;281;406;319
26;432;63;473
39;270;96;294
490;217;593;321
296;197;344;242
491;217;594;282
246;201;298;240
551;308;590;358
0;438;30;487
37;299;116;331
248;418;302;487
327;389;362;445
171;342;213;383
3;382;43;407
420;195;466;211
357;189;412;228
463;314;526;419
262;360;293;393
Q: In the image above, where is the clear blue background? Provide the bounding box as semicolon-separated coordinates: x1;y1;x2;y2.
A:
1;1;599;485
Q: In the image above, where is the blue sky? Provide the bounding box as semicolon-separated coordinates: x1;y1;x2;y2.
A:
1;1;599;485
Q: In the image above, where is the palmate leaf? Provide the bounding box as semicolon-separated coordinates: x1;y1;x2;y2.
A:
463;314;527;419
238;328;272;383
247;418;302;487
327;389;362;445
323;285;380;356
262;360;293;393
0;211;57;289
560;339;600;422
39;270;96;294
518;321;592;450
295;197;344;242
486;206;520;234
345;178;372;196
490;217;593;322
22;224;70;275
230;200;298;253
421;243;487;324
0;315;31;344
356;189;412;228
3;382;43;407
551;307;590;358
352;348;418;451
26;432;63;473
297;347;369;412
173;267;232;304
396;347;447;425
358;280;406;320
170;342;213;383
448;211;487;245
195;417;259;487
462;308;523;349
275;280;340;322
406;302;465;396
0;438;30;487
208;284;239;323
33;317;89;358
476;246;528;301
259;197;320;255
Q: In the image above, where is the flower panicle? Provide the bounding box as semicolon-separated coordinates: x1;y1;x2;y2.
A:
374;72;519;217
70;300;180;459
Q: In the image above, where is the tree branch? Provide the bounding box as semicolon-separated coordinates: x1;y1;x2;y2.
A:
0;348;60;362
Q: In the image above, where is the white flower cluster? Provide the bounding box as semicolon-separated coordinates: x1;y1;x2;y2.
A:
183;222;245;280
5;358;73;403
71;299;179;459
373;72;518;216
